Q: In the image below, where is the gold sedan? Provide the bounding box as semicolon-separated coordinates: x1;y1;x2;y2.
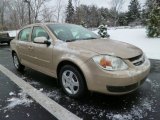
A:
10;23;150;98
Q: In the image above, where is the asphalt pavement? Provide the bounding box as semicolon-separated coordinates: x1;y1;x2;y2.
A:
0;44;160;120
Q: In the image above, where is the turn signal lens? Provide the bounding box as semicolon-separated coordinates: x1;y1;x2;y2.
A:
100;57;112;68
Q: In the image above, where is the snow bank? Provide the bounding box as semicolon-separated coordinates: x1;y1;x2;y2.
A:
93;28;160;60
0;30;19;37
7;30;19;37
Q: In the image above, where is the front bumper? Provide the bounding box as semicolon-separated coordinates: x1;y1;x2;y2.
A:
82;58;150;95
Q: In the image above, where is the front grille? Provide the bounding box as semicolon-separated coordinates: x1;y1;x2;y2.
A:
129;54;145;66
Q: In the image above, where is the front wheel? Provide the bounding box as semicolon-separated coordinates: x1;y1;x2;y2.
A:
13;53;25;71
59;65;86;98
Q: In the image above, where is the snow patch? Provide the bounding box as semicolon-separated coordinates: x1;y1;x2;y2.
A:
9;92;15;96
28;81;40;86
54;40;79;54
3;91;33;110
146;78;152;84
42;90;62;101
5;115;9;118
146;78;160;92
27;113;30;117
54;40;67;49
106;98;154;120
105;78;159;120
112;114;132;120
38;88;43;92
22;76;27;80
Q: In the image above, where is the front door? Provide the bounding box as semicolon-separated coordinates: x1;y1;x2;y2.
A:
30;26;53;75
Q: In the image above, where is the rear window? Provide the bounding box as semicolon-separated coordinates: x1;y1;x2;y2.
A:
18;27;32;41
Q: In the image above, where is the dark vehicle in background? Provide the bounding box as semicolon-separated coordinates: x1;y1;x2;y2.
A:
0;32;14;45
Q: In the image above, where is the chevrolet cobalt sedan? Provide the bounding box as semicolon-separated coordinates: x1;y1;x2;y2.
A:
10;23;150;98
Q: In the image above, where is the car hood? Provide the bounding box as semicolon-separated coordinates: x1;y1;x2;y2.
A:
69;39;143;59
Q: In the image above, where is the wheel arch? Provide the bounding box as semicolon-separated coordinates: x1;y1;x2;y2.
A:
11;50;22;63
11;50;16;57
57;60;88;90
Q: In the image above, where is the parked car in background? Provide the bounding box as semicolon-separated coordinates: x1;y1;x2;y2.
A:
0;32;14;45
10;23;150;98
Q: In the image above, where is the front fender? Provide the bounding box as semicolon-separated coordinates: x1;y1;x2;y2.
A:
58;53;89;69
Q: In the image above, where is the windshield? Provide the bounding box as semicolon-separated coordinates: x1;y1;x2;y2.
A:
47;24;100;42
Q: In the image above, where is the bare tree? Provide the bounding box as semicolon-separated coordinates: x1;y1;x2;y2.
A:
28;0;50;23
8;0;28;28
55;0;63;22
0;0;8;30
61;5;67;23
41;0;65;23
41;6;55;22
73;0;80;23
110;0;125;26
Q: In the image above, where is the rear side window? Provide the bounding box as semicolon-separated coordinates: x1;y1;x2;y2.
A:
18;27;31;41
31;26;49;41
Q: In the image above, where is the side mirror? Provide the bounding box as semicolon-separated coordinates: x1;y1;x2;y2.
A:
34;37;51;46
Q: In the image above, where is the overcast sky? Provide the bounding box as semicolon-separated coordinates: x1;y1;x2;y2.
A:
46;0;146;22
49;0;146;12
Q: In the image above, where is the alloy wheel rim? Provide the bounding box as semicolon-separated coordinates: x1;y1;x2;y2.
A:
13;55;19;69
62;70;79;95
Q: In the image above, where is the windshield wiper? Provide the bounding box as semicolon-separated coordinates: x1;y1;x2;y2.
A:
65;39;76;42
65;37;98;42
83;37;98;40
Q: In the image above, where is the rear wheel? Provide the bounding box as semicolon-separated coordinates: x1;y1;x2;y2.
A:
7;42;10;46
59;65;86;98
13;53;25;71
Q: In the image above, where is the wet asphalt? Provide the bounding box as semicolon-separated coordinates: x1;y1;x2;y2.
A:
0;71;57;120
0;44;160;120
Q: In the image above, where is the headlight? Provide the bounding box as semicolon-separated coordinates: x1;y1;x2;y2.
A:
93;55;128;71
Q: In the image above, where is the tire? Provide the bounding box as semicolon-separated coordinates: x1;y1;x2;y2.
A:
7;42;10;46
13;53;25;71
59;65;86;98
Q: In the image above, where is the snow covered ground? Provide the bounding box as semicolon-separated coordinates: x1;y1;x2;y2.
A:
94;27;160;60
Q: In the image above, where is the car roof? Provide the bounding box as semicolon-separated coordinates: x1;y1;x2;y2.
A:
23;22;73;28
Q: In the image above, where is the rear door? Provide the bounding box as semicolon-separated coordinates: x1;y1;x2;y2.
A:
17;27;32;65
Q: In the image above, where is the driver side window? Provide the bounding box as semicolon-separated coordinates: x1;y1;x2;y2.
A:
31;26;49;41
